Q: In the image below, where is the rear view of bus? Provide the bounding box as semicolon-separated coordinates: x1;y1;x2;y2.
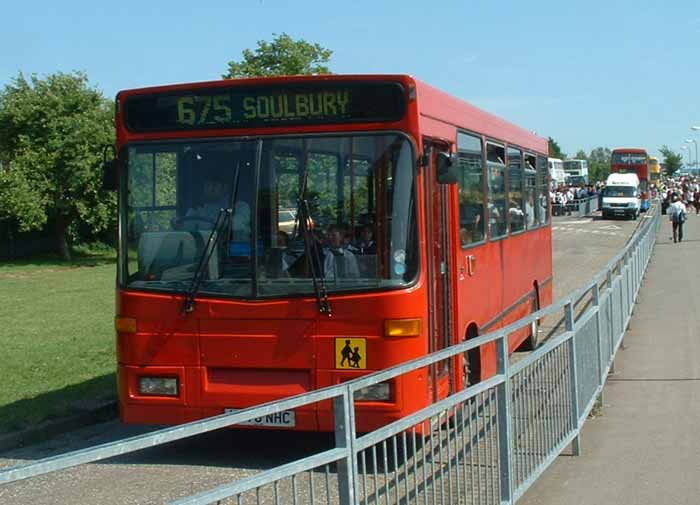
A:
611;148;650;211
649;156;661;186
563;159;588;186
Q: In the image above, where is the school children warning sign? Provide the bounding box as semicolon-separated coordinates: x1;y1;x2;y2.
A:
335;338;366;369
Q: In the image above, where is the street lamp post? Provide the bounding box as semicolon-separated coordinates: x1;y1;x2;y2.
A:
685;139;697;174
692;126;700;172
681;145;691;170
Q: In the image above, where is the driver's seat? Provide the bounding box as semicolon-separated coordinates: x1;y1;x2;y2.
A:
137;231;219;280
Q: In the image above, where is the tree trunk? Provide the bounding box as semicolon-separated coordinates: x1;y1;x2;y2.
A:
55;213;71;261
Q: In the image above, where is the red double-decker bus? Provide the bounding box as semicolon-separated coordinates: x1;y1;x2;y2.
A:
611;148;650;211
109;75;552;432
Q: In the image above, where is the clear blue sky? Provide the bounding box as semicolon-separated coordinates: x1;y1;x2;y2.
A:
3;0;699;161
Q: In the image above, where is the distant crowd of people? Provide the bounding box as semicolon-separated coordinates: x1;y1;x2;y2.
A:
550;183;601;216
659;175;699;244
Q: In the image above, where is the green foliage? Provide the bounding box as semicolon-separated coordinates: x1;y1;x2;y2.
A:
574;149;588;160
659;145;683;176
588;147;612;182
548;137;566;160
223;33;333;79
0;72;115;259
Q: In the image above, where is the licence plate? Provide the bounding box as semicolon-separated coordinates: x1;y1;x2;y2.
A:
224;409;296;428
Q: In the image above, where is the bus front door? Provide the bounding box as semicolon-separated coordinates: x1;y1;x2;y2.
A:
425;142;457;402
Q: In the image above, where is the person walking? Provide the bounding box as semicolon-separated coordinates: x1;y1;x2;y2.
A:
669;196;687;243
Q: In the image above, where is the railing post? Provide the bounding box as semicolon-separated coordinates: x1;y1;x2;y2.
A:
632;246;638;295
607;269;616;374
592;284;604;404
496;334;514;503
637;243;642;291
334;388;358;505
565;302;581;456
621;253;629;331
626;250;633;320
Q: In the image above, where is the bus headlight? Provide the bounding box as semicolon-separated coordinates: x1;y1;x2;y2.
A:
139;377;179;396
354;382;392;402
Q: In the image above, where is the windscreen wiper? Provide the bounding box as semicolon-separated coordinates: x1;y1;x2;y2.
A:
293;147;331;316
297;197;331;316
182;161;242;314
182;207;232;314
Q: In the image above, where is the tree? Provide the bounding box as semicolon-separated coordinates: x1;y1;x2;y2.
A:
223;33;333;79
0;72;115;260
548;138;566;160
574;149;588;160
659;145;683;177
588;147;612;182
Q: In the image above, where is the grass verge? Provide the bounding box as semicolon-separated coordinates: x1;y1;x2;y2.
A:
0;248;117;434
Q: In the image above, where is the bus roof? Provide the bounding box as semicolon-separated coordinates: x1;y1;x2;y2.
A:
413;79;548;154
612;147;647;153
116;73;414;97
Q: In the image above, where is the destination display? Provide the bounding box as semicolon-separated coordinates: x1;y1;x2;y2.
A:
124;82;406;132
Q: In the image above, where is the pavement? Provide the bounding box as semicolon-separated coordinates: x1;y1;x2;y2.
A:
519;213;700;504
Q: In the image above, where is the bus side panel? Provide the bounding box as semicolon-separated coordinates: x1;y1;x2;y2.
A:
484;225;553;375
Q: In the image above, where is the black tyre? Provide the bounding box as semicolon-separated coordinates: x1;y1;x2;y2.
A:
462;327;481;387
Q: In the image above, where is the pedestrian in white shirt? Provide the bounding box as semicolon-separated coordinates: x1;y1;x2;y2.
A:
669;196;687;243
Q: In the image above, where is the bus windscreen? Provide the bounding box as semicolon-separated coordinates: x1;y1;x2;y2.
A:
124;82;406;132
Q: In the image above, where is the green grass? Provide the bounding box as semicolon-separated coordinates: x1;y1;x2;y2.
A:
0;248;117;433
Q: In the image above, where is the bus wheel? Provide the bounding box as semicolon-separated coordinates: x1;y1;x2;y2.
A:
516;319;538;352
517;285;540;352
462;326;481;388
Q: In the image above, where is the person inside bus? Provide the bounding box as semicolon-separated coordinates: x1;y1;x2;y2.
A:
525;195;535;229
354;225;377;255
459;188;484;243
179;172;233;230
323;224;360;280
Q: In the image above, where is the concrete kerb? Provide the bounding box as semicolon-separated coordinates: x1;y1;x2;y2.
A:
0;402;117;454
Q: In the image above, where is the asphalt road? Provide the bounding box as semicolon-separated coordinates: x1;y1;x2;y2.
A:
0;211;646;505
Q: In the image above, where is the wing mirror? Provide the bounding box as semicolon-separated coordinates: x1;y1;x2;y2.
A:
437;151;458;185
101;145;118;191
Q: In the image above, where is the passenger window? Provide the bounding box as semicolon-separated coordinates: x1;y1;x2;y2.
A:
537;155;549;224
274;151;301;211
306;152;340;229
487;143;507;239
457;132;485;246
154;153;177;207
507;147;524;233
128;150;178;232
524;154;537;229
342;156;372;232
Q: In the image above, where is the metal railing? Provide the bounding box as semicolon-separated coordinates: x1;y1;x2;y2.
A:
0;207;660;505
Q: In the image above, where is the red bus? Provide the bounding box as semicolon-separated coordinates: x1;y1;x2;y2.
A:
611;148;650;211
109;75;552;432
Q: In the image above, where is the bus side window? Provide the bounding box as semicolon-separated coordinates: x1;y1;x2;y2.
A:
457;132;485;246
487;143;507;239
507;147;524;233
524;154;537;229
536;155;549;225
